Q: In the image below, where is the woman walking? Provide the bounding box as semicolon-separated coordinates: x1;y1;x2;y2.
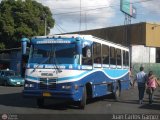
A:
146;71;160;104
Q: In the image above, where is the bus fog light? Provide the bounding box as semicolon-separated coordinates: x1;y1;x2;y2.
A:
74;85;79;90
29;84;34;87
62;85;71;89
66;86;71;89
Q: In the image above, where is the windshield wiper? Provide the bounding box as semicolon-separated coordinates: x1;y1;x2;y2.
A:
50;48;62;73
32;47;62;73
32;57;49;72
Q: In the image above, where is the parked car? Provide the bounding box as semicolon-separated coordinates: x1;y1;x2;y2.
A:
0;69;24;86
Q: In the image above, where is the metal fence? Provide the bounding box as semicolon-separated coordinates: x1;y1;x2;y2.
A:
132;63;160;79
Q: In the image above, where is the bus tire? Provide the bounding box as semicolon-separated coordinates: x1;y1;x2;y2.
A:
79;86;87;109
113;83;121;101
37;98;44;108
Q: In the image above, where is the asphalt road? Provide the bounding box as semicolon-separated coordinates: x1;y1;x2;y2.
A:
0;86;160;115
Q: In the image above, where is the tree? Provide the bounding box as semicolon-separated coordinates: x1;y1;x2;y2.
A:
0;0;55;49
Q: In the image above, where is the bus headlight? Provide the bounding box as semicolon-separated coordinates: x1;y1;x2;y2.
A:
74;85;79;90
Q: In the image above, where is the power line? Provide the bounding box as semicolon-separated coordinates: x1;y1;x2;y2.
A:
54;5;116;15
55;25;63;34
53;5;109;10
53;0;153;11
54;0;156;16
53;0;159;34
55;23;67;33
79;0;82;33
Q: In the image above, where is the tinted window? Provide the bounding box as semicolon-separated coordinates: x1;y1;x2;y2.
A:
102;45;109;64
29;44;77;64
110;47;116;65
126;51;129;66
123;51;129;67
116;49;122;66
93;42;101;64
82;46;92;65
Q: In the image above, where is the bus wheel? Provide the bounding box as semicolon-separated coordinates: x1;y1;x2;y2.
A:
79;87;87;109
113;83;121;101
37;98;44;108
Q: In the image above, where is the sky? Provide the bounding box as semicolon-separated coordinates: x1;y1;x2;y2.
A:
1;0;160;35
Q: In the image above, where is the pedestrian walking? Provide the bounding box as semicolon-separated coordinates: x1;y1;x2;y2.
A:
133;66;147;104
129;67;134;87
146;71;160;104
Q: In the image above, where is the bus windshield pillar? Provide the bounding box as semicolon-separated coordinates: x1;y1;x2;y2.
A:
75;40;82;54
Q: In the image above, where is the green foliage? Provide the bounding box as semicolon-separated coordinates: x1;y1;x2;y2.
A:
0;42;5;49
0;0;55;48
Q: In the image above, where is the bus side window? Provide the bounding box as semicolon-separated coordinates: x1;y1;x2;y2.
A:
116;49;122;68
123;50;126;68
126;51;129;67
82;46;92;65
102;45;109;65
110;47;116;66
93;42;101;64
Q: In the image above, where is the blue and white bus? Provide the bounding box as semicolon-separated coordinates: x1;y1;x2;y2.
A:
23;34;130;109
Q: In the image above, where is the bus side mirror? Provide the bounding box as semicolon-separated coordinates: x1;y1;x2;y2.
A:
82;46;92;58
21;37;30;55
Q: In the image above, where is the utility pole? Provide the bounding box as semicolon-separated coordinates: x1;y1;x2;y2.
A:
43;14;47;36
45;16;47;36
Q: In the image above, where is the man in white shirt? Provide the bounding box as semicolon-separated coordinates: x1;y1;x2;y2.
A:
133;66;147;104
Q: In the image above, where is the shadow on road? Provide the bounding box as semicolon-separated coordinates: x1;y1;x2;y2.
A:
0;92;117;110
139;104;160;110
0;92;36;108
114;100;139;105
0;92;79;110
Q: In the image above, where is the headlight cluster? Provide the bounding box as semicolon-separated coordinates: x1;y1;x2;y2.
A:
25;84;34;88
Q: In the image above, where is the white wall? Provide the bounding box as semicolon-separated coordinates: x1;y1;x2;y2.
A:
131;45;156;63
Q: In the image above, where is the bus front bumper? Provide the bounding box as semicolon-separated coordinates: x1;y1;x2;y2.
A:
23;90;81;101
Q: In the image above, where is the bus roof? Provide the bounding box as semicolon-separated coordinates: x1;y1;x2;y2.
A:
32;34;129;51
31;34;91;39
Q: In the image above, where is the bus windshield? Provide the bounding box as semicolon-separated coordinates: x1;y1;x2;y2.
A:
28;43;78;64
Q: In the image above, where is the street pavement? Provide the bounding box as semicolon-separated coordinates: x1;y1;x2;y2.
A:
0;86;160;114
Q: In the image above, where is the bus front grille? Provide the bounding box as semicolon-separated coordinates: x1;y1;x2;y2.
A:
39;78;57;90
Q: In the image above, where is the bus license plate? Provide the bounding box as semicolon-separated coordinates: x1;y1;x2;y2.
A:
43;92;52;97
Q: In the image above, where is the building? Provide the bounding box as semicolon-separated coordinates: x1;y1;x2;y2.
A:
0;48;21;71
0;48;29;74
